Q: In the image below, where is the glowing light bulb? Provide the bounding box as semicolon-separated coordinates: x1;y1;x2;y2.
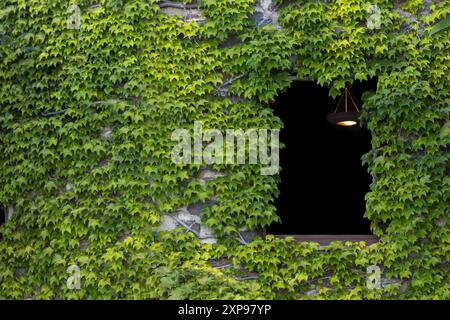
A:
336;120;358;127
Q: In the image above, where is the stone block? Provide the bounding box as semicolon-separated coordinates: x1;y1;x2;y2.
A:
158;214;178;231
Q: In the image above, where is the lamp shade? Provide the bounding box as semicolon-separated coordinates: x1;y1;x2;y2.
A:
326;111;359;127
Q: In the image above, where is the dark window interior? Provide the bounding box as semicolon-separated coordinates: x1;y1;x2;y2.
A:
268;79;377;235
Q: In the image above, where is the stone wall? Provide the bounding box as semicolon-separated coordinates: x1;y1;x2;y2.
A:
157;167;258;244
155;1;277;244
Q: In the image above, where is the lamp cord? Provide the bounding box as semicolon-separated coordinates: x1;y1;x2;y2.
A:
333;87;360;113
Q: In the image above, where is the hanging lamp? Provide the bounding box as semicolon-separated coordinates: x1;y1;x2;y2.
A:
326;87;360;127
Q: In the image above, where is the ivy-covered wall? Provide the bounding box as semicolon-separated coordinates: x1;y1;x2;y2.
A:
0;0;448;299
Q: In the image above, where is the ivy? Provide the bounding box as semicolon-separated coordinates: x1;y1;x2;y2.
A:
0;0;449;300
